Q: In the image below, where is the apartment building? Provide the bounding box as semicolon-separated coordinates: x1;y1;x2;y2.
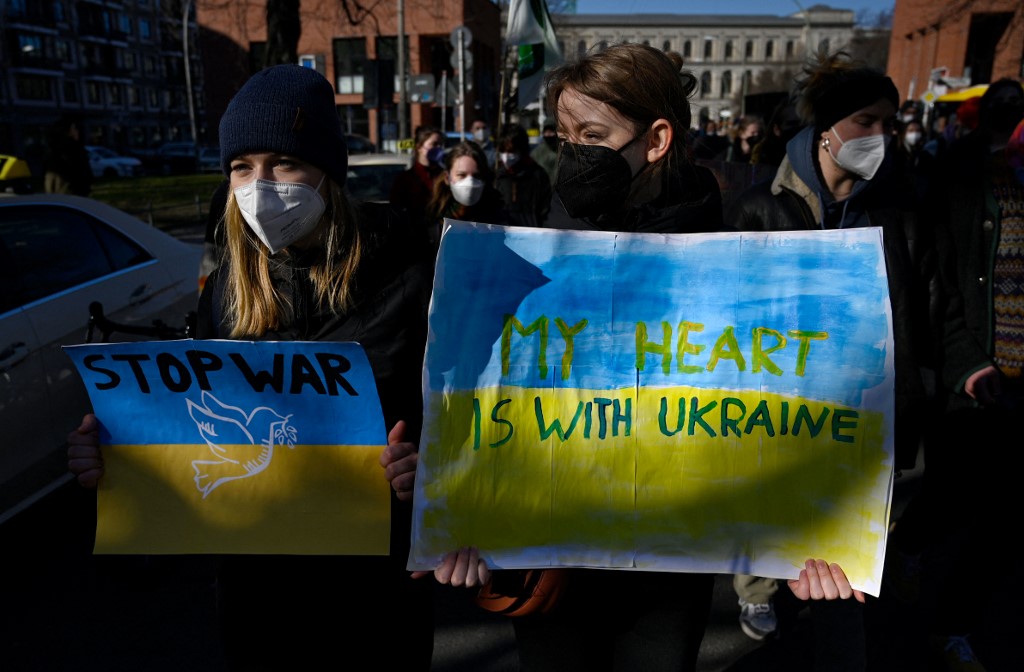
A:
551;6;859;125
195;0;502;150
886;0;1024;102
0;0;205;170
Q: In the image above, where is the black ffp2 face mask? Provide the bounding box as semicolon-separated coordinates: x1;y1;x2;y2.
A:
555;136;645;220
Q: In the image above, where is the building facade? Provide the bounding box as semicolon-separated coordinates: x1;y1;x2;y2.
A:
0;0;206;171
195;0;502;151
886;0;1024;103
551;7;859;125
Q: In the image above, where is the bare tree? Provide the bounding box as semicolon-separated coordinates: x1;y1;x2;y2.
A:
265;0;301;66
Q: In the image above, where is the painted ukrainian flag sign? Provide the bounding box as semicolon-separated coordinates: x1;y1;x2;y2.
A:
63;340;390;556
410;221;895;596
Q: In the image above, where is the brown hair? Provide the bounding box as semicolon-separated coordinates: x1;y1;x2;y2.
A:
795;49;899;134
544;43;697;173
426;141;491;221
413;125;442;150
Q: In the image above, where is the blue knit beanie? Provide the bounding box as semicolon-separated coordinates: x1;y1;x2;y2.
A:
219;65;348;186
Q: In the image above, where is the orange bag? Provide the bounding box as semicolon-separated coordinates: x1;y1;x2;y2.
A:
474;568;568;617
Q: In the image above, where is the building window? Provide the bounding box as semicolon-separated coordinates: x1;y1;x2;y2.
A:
597;40;608;52
118;13;132;36
745;40;754;59
63;80;78;103
377;36;408;94
53;1;66;22
129;86;140;106
663;39;671;52
700;71;711;99
148;88;159;107
577;40;586;57
766;40;774;59
721;70;732;96
139;18;151;40
725;40;734;60
819;38;830;54
55;38;71;63
15;75;53;101
703;39;713;59
786;40;795;58
124;51;135;71
86;81;102;105
333;37;366;95
683;40;692;58
109;83;122;105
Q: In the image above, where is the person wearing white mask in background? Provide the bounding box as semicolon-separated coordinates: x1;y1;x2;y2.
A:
895;117;936;203
67;64;437;671
495;123;551;228
470;118;497;167
424;140;506;251
725;50;939;669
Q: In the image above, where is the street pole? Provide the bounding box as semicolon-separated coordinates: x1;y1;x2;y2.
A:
183;0;199;162
397;0;407;145
458;31;466;140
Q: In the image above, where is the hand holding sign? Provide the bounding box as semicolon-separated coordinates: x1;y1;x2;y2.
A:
67;413;103;489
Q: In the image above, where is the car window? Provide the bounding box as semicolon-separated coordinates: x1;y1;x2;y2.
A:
0;205;153;311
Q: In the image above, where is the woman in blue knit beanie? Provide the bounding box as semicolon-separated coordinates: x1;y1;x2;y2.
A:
68;64;438;670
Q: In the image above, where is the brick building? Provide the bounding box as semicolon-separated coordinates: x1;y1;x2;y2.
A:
886;0;1024;103
195;0;502;150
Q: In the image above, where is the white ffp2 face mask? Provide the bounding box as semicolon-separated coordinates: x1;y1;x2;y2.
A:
233;177;326;253
450;176;484;206
826;127;889;180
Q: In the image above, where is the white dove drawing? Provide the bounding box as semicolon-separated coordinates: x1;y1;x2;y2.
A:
187;390;298;498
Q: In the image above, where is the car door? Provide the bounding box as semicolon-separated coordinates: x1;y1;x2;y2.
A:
0;202;186;517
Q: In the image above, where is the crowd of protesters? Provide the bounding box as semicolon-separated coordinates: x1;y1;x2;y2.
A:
61;43;1023;672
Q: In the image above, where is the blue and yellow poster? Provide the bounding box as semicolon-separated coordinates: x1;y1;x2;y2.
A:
63;340;390;555
410;221;895;595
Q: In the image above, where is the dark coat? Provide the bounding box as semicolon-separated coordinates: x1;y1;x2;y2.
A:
926;130;1007;408
494;156;551;228
724;129;937;470
197;201;435;669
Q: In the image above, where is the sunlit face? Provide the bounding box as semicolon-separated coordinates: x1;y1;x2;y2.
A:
447;155;481;183
228;152;324;191
556;86;647;172
416;133;443;166
824;98;897;147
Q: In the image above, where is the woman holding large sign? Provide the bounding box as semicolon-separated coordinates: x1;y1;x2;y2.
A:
68;65;435;670
426;43;866;672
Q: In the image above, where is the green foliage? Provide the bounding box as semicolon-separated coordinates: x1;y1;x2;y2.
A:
91;174;225;231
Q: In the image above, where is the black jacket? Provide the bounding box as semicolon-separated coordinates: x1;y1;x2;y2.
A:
197;202;435;668
725;131;937;470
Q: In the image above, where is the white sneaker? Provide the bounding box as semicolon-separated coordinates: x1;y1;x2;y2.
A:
738;598;777;641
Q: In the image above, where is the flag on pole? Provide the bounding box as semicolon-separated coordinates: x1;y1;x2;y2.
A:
505;0;563;108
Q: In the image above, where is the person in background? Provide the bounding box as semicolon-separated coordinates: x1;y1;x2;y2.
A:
752;96;802;167
67;64;436;671
417;43;866;672
906;77;1024;671
389;125;444;228
723;114;765;163
470;118;497;167
494;124;551;228
43;115;92;196
691;118;730;161
424;140;505;250
895;117;935;203
725;49;935;671
531;122;559;187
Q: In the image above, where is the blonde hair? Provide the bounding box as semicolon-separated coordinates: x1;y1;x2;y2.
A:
221;179;362;338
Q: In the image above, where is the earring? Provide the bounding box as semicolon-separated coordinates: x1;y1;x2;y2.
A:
821;136;830;150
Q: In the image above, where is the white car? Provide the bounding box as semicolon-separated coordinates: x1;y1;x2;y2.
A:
0;194;201;522
346;152;412;203
86;146;143;178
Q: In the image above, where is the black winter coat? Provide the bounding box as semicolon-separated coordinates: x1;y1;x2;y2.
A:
196;202;436;670
725;155;937;470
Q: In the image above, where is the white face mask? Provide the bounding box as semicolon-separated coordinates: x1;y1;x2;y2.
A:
904;131;922;147
233;177;325;253
499;152;520;169
450;175;484;206
826;126;889;180
472;127;488;143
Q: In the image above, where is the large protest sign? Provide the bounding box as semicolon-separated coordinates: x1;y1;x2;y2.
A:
410;221;894;595
63;340;390;555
